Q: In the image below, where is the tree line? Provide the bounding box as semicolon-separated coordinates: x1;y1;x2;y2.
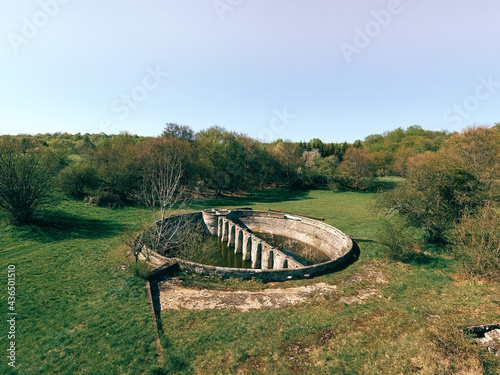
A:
0;123;498;220
1;123;458;206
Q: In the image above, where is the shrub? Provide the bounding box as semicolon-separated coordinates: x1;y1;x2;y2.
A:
378;152;488;243
58;162;101;199
448;203;500;280
377;218;425;262
377;126;500;243
0;139;52;224
91;134;142;201
174;220;211;262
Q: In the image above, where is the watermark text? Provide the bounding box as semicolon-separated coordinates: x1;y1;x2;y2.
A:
340;0;411;63
258;107;296;141
443;75;500;128
8;0;72;54
95;64;169;134
213;0;244;21
7;265;16;368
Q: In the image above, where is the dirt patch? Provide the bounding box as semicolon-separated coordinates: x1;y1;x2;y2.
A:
159;279;337;312
315;329;337;346
283;341;314;373
337;263;387;305
341;263;388;285
157;262;388;311
338;288;383;305
360;264;388;284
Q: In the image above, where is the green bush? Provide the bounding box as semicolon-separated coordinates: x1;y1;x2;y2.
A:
377;218;424;262
377;127;499;243
91;134;142;201
58;162;101;199
448;204;500;280
378;153;488;243
0;140;53;224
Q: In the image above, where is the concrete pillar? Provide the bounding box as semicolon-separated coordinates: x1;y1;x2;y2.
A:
202;210;219;235
261;248;274;270
228;223;235;247
274;253;286;270
221;218;228;241
261;247;269;270
217;217;223;238
242;233;252;260
251;240;262;269
234;227;243;254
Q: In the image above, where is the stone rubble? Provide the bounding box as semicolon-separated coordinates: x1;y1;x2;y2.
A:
476;328;500;356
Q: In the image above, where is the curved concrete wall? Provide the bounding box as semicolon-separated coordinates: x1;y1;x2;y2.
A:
142;209;357;282
232;210;351;260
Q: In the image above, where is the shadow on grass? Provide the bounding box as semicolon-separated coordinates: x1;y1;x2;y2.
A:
374;180;399;191
407;253;435;266
189;188;311;210
21;209;126;242
394;251;452;270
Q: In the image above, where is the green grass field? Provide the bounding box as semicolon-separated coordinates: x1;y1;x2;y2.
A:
1;190;499;374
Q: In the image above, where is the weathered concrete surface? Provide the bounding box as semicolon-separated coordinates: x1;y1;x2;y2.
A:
159;279;337;312
202;208;230;236
233;210;351;260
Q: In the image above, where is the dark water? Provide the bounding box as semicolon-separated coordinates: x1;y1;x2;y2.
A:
183;232;329;268
252;232;330;266
187;236;253;269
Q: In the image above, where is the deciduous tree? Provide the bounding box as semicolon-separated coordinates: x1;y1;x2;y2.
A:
196;127;246;196
338;147;377;190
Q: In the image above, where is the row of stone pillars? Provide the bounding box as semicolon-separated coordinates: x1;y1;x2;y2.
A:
217;217;302;270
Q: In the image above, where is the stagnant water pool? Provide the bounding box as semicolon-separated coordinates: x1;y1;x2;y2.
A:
252;232;330;266
181;232;328;268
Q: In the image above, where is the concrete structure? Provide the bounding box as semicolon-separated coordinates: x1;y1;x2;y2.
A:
143;208;357;282
212;213;302;270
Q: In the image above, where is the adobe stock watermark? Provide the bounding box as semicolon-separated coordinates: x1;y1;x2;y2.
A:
213;0;244;21
443;75;500;129
340;0;411;63
258;107;296;142
7;265;17;368
95;65;169;135
8;0;72;54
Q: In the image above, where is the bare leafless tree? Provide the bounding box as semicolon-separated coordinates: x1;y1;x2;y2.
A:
139;152;188;258
122;217;148;264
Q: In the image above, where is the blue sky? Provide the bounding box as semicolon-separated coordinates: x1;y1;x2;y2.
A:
1;0;499;142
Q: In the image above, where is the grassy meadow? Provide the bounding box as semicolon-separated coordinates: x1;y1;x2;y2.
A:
1;189;499;374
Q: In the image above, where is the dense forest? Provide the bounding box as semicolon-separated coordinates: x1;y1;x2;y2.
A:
1;123;483;205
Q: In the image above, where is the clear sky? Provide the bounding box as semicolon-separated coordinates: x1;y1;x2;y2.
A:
1;0;499;142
